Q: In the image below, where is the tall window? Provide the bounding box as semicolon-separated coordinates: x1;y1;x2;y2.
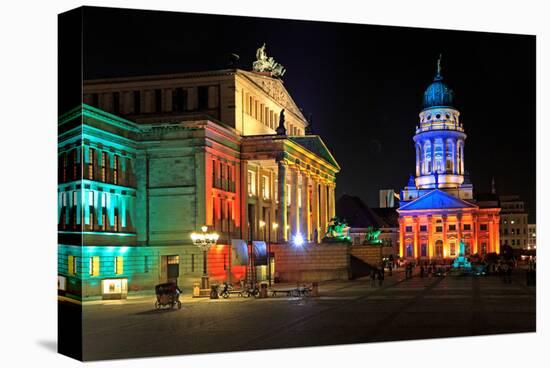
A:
133;91;141;114
68;255;77;275
101;152;107;182
113;92;120;113
406;244;413;257
480;224;488;231
101;193;107;231
88;148;95;180
62;152;67;182
228;201;233;232
172;88;188;112
113;155;119;185
89;256;100;276
247;170;256;196
72;149;78;180
154;89;162;112
450;243;456;256
113;208;119;232
212;159;217;187
115;256;123;274
421;244;427;257
262;175;270;200
198;86;209;109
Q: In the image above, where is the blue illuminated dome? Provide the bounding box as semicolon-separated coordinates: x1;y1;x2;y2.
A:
422;73;454;109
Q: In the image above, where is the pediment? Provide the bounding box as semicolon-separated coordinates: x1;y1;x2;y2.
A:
398;189;478;211
239;70;306;121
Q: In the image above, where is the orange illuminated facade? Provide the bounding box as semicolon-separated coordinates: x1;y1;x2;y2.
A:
397;58;500;261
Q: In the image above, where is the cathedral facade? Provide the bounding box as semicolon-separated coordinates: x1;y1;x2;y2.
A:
397;61;500;262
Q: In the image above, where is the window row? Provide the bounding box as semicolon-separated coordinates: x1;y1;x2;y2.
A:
58;191;133;233
501;228;526;235
212;159;236;192
244;93;303;135
58;148;135;187
67;255;124;276
212;198;235;234
85;85;218;115
405;223;480;233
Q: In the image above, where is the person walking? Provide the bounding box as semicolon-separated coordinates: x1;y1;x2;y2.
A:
378;269;384;287
370;268;377;288
420;265;425;278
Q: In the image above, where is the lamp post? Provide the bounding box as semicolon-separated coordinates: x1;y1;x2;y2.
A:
191;225;219;290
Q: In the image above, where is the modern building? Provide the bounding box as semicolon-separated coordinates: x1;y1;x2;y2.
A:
396;58;500;262
499;195;529;249
379;189;399;208
58;48;340;299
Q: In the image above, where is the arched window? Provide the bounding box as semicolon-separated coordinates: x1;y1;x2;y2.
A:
446;139;453;172
423;141;432;174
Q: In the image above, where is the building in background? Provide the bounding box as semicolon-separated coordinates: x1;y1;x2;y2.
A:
397;58;500;262
499;195;529;249
528;224;536;250
58;49;340;299
336;195;399;258
379;189;399;208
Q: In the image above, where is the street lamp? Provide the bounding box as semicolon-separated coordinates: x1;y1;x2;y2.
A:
191;225;219;289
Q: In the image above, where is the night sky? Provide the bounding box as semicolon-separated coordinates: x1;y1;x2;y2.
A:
81;6;536;221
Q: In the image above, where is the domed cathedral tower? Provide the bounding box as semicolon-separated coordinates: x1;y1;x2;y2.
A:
397;56;500;262
402;55;473;202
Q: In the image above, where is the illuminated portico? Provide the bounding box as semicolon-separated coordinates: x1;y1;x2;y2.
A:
241;130;340;244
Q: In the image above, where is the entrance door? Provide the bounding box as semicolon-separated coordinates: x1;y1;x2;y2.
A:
435;240;443;258
166;255;180;284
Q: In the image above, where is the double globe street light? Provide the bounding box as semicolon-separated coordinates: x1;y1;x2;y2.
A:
190;225;219;289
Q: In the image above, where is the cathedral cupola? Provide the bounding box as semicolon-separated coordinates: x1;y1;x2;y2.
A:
413;55;467;190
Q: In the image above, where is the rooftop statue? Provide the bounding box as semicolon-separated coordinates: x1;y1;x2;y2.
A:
252;43;286;78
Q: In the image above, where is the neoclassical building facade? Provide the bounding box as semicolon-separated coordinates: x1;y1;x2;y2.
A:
58;59;339;299
397;60;500;262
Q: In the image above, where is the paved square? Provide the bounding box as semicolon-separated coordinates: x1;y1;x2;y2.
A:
60;270;535;361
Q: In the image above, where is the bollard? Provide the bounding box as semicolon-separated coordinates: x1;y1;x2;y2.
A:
311;282;319;297
192;282;201;297
259;282;268;298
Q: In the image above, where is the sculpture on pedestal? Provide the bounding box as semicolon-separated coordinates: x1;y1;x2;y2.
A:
252;43;286;78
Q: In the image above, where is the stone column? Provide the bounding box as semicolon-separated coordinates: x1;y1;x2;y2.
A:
269;169;276;242
319;182;327;238
427;215;433;259
493;215;500;254
301;173;310;241
442;215;448;257
457;214;462;254
413;217;419;259
289;168;299;239
240;160;249;241
453;138;458;174
311;179;319;243
430;139;435;174
276;161;287;243
399;218;404;258
460;141;464;175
